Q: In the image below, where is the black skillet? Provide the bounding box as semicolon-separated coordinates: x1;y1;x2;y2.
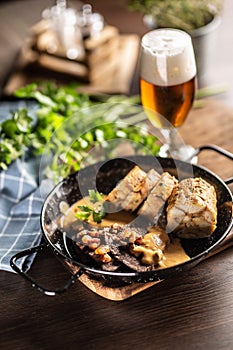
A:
10;145;233;296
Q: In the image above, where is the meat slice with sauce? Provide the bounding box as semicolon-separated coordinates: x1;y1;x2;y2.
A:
166;177;217;238
73;224;147;271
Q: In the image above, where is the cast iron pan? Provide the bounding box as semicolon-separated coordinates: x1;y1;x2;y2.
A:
10;145;233;295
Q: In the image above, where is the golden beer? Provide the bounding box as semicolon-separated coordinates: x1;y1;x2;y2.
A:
140;29;197;129
140;76;196;128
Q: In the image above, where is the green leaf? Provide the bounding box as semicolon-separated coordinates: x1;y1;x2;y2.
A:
88;189;104;203
92;210;105;224
74;211;91;221
14;83;38;98
33;91;57;109
1;120;19;138
76;201;106;223
14;109;33;132
77;205;93;213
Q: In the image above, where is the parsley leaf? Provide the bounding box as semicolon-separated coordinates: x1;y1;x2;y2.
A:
88;189;104;203
75;202;106;223
92;209;105;224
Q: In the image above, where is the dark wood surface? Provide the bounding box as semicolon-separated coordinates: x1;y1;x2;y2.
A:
0;1;233;350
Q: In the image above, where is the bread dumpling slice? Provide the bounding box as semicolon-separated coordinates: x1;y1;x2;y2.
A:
138;172;178;221
166;177;217;238
107;166;160;212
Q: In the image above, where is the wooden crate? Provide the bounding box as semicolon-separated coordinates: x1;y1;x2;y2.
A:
4;21;140;95
28;22;121;83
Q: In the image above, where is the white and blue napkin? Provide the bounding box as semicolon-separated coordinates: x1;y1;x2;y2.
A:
0;158;44;272
0;99;45;272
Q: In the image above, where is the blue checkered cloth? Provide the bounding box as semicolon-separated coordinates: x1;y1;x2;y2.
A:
0;99;47;272
0;158;44;272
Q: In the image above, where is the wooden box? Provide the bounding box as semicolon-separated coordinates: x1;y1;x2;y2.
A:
4;21;140;95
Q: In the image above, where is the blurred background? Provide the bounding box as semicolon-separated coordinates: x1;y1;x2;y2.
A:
0;0;233;106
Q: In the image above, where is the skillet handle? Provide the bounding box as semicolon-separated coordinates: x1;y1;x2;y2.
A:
194;144;233;185
10;243;84;296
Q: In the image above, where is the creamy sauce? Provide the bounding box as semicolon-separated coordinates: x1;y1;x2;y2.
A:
162;239;190;267
61;197;190;268
61;197;136;230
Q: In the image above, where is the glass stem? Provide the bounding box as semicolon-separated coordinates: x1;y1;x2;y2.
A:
159;128;182;157
168;128;184;156
159;127;195;161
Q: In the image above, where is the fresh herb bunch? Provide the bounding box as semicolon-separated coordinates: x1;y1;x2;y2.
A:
0;109;33;170
0;82;160;182
127;0;223;32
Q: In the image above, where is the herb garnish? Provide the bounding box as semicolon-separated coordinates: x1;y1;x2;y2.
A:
88;189;104;203
75;190;106;223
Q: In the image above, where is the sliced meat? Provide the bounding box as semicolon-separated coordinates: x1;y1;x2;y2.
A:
138;172;178;222
109;227;169;272
110;245;150;272
73;224;147;271
166;177;217;238
107;166;160;212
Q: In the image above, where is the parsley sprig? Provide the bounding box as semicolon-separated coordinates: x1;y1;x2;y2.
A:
75;190;106;223
88;189;104;203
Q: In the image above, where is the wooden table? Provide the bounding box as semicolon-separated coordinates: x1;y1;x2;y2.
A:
0;98;232;350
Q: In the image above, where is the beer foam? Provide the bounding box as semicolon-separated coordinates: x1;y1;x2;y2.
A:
140;29;196;86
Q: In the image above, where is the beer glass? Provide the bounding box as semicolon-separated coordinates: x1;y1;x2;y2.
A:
140;28;197;160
